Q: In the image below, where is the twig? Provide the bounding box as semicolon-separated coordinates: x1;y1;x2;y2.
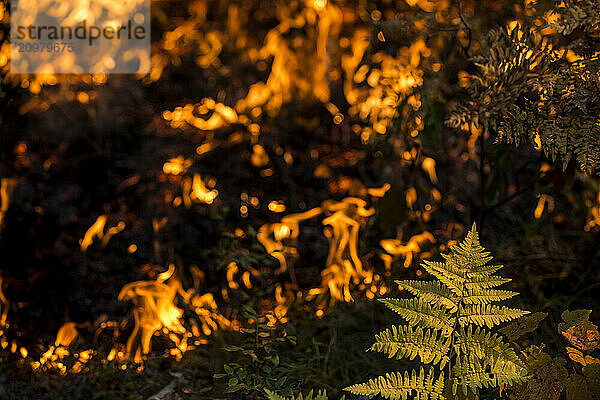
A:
147;372;187;400
458;0;472;57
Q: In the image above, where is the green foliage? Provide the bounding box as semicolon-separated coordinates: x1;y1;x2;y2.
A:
499;312;547;342
448;0;600;174
213;305;296;399
510;344;569;400
347;368;445;400
558;309;598;336
345;223;530;399
511;309;600;400
565;364;600;400
265;388;344;400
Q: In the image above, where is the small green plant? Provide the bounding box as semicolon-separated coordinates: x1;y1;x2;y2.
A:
345;223;530;399
265;388;344;400
512;309;600;400
214;305;296;399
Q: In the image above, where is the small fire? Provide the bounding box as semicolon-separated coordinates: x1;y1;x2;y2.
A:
380;231;435;269
320;198;375;302
257;207;322;274
0;275;9;355
251;144;270;167
367;183;391;198
31;322;94;375
268;200;287;213
189;292;231;341
119;264;230;363
118;264;186;363
421;157;438;184
258;191;388;310
163;101;238;131
80;215;126;251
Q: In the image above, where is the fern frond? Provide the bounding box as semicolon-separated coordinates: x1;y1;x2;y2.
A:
395;280;459;312
466;263;504;277
371;325;451;369
380;298;455;335
454;325;527;370
462;287;518;305
453;354;528;396
448;223;493;270
462;274;512;290
574;117;600;174
458;304;529;328
265;389;342;400
344;367;446;400
421;260;465;296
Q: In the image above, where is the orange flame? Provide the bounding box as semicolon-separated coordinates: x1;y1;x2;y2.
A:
257;207;322;273
0;178;19;232
380;231;435;269
80;215;125;251
183;173;219;206
163;156;192;176
119;264;230;363
534;194;555;219
319;198;375;302
0;275;8;328
32;322;93;375
118;264;186;363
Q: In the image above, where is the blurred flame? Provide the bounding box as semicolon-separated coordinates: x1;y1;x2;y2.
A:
55;322;78;347
32;322;94;375
80;215;125;251
0;178;19;231
320;198;375;302
251;144;269;167
367;183;391;198
0;275;8;328
406;187;417;208
163;156;192;176
258;207;322;273
183;174;219;206
119;264;229;363
534;194;554;219
380;231;435;269
421;157;438;183
268;200;287;213
118;264;186;363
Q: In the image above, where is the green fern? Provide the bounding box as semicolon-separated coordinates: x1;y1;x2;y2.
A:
344;223;530;400
265;389;344;400
345;367;445;400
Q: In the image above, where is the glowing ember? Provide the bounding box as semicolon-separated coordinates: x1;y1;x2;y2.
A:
32;322;94;375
